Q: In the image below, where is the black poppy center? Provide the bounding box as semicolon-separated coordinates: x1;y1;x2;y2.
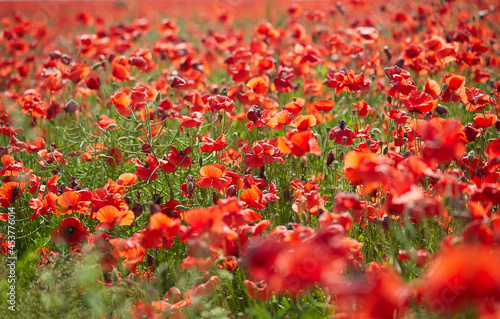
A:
65;226;76;237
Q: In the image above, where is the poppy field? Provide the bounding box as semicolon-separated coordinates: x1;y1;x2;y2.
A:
2;0;500;318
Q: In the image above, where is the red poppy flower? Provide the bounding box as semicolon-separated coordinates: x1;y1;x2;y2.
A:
51;217;89;247
327;69;371;94
97;115;117;130
167;146;193;168
244;280;272;301
422;245;500;315
313;99;335;112
283;101;303;114
133;155;160;181
247;77;268;94
141;213;181;249
423;78;442;99
460;87;493;112
111;91;132;116
196;164;231;190
109;234;145;272
176;112;203;131
199;134;228;153
277;130;321;157
330;120;356;145
29;192;57;220
0;182;26;207
353;100;373;117
384;65;417;97
207;95;235;113
96;205;134;230
400;90;437;114
55;191;90;216
243;139;285;168
290;115;317;131
473;113;497;128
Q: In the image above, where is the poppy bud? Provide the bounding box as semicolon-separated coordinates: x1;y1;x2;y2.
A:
111;267;120;284
495;120;500;132
387;96;392;104
283;187;291;202
395;58;405;68
64;100;78;113
61;54;72;65
199;156;203;167
467;150;476;163
225;185;237;198
300;210;309;224
49;50;61;60
442;83;449;92
187;177;195;194
150;203;161;214
384;45;391;61
339;151;345;162
212;191;219;205
379;214;391;230
247;105;263;123
170;76;186;88
327;150;335;167
132;203;143;217
464;124;479;142
435;105;448;116
147;254;155;267
383;146;388;155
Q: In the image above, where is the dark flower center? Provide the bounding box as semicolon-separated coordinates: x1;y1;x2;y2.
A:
65;226;76;237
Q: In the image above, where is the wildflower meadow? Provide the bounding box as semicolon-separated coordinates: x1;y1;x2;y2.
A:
1;0;500;318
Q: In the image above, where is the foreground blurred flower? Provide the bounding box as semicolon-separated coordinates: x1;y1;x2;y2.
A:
420;244;500;315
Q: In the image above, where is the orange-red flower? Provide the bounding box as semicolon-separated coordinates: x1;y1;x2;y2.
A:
196;164;231;190
313;99;335;112
473;112;497;128
277;130;321;157
400;90;437;114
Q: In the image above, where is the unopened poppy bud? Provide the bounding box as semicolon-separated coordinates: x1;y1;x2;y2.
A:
111;267;120;284
366;139;372;146
442;83;449;92
339;151;345;162
387;96;392;104
187;180;195;194
467;150;476;162
175;205;187;210
383;146;388;155
147;254;155;267
150;203;161;214
212;191;219;205
327;150;335;167
225;185;237;197
300;210;309;224
64;100;78;113
132;203;143;218
199;156;203;167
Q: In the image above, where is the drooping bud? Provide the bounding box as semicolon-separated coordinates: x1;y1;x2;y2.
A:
327;150;335;167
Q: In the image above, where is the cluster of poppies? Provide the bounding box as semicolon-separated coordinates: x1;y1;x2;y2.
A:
1;0;500;317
